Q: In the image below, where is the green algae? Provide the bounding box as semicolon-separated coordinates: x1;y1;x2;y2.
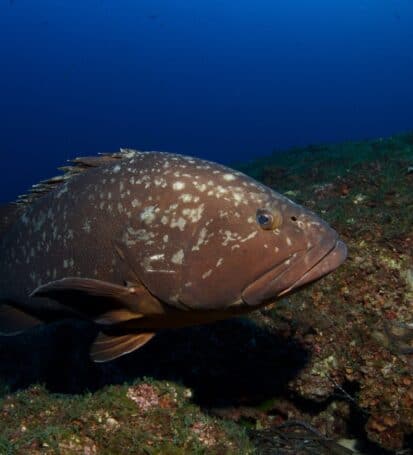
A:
0;382;254;454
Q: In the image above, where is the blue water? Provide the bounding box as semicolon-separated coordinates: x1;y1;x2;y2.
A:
1;0;412;204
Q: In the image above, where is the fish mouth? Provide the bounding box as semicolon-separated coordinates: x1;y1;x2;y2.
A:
242;237;347;307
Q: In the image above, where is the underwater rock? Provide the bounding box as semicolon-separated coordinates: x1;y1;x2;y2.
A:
1;131;413;452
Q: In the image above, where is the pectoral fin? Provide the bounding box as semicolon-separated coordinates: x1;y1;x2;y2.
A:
91;331;155;362
31;277;136;307
30;277;162;320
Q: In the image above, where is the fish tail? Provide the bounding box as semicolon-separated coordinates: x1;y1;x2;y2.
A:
0;205;41;334
0;301;43;335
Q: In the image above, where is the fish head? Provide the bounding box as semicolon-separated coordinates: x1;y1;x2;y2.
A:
119;153;346;312
176;170;347;310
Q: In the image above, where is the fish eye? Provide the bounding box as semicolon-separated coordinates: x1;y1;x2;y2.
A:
256;208;282;230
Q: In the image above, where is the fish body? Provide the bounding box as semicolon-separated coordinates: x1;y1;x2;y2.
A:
0;150;346;361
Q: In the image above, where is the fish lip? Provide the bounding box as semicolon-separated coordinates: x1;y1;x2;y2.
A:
241;237;347;307
277;239;347;297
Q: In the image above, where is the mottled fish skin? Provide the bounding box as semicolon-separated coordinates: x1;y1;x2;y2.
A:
0;150;347;360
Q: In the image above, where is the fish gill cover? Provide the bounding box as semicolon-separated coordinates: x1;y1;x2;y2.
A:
0;0;413;453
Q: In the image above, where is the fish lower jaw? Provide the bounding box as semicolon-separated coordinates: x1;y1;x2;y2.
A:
278;239;347;297
241;238;347;306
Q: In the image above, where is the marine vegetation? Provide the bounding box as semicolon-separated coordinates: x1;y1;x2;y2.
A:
0;131;412;453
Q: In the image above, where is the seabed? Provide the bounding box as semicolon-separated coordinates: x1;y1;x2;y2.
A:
1;132;413;454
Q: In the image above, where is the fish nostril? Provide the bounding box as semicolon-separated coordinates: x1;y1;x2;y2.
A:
290;216;297;222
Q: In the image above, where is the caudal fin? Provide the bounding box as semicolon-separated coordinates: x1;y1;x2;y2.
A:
0;303;43;335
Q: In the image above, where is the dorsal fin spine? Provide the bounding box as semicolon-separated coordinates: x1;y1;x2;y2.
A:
14;149;142;208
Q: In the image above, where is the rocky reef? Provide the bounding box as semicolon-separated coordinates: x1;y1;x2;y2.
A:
1;131;412;453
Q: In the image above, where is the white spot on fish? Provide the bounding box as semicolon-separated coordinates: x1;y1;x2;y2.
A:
202;269;212;279
154;177;167;187
173;181;185;191
171;249;184;264
179;194;193;203
222;230;238;246
182;204;205;223
113;164;121;173
140;206;157;225
82;219;91;233
195;182;207;192
232;191;244;204
149;254;164;261
56;183;69;199
192;227;208;251
170;217;187;231
240;231;258;243
21;213;29;225
222;173;236;181
166;203;178;213
125;228;154;244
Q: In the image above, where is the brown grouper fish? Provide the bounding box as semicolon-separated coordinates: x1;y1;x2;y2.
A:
0;150;347;362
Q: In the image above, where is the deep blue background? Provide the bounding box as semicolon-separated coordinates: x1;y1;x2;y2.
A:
1;0;412;203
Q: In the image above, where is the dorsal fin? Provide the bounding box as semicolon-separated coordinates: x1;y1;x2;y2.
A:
14;148;141;208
